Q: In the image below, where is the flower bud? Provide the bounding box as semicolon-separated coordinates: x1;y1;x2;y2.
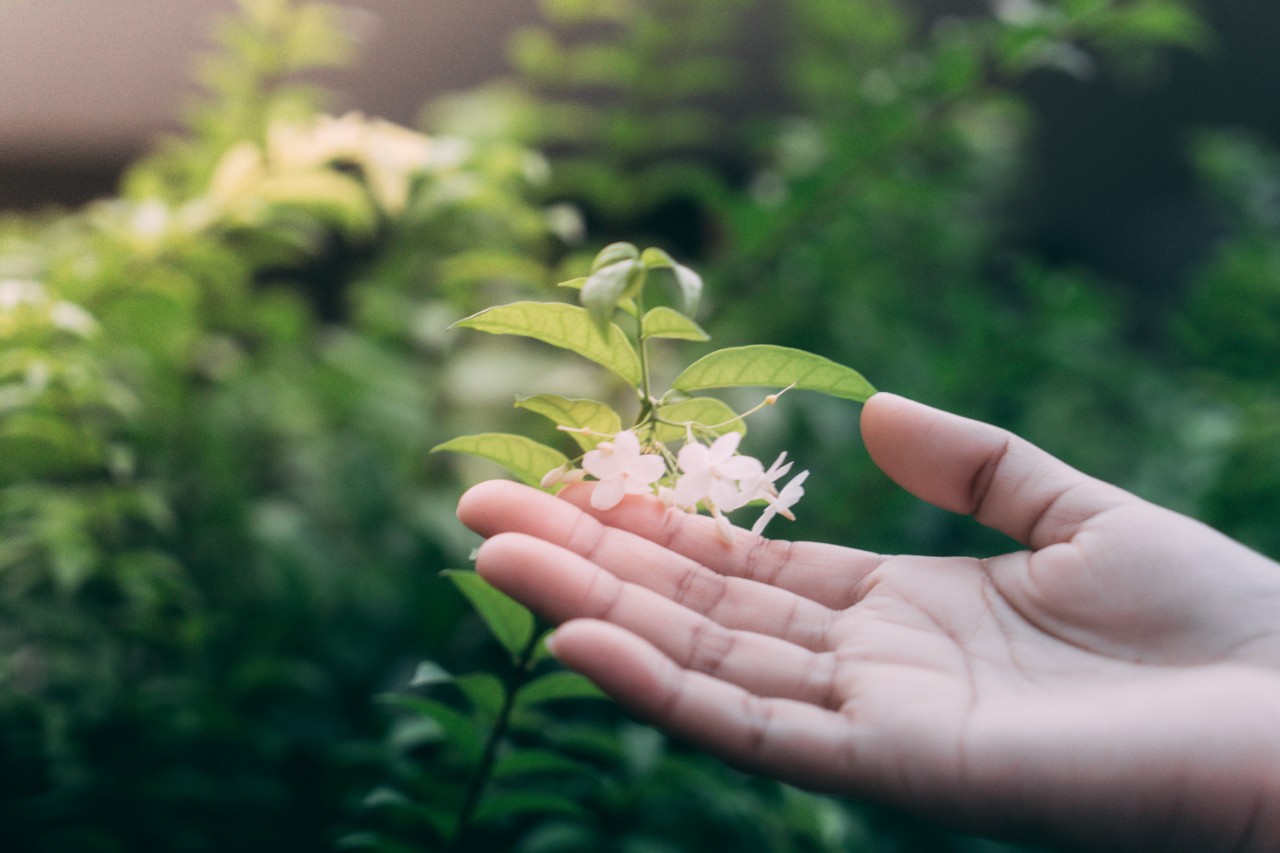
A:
540;465;568;489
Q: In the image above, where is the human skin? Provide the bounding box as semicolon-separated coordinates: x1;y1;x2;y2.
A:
457;392;1280;851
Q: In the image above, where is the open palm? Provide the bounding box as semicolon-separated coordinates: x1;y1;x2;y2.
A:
458;394;1280;852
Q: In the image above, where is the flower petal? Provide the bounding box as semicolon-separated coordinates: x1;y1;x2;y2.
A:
751;505;778;537
632;453;667;483
677;440;710;473
706;431;743;463
591;477;628;510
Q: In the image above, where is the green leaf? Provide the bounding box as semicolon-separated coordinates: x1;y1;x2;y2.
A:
377;695;483;761
356;788;455;844
581;260;639;332
473;790;590;825
442;570;536;660
641;306;710;342
591;241;640;272
432;433;568;487
455;673;506;720
387;715;445;751
673;345;875;402
653;397;746;443
454;302;642;385
640;246;677;269
409;661;453;688
642;258;703;317
492;748;592;782
515;394;622;450
517;670;607;706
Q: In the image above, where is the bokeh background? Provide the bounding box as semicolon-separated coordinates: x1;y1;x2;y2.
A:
1;0;1278;850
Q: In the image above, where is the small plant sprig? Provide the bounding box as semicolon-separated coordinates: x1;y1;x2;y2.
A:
436;241;875;543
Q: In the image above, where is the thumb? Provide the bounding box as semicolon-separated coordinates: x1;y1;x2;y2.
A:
860;393;1136;549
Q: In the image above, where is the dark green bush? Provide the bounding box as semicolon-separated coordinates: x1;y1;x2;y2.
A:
5;0;1278;851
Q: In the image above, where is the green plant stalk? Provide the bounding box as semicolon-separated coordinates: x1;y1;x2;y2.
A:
633;288;658;442
447;629;544;850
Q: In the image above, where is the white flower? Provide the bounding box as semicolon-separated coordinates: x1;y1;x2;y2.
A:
672;432;765;513
752;470;809;536
581;430;666;510
741;451;793;503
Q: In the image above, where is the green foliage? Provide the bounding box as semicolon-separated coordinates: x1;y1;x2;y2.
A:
134;0;358;199
9;0;1278;851
673;345;875;402
426;0;755;239
0;1;554;848
435;242;870;536
1169;129;1280;557
455;302;643;384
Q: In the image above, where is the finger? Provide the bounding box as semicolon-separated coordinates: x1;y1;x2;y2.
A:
475;533;844;707
860;393;1139;550
556;483;887;608
460;479;884;610
461;481;838;646
547;619;868;795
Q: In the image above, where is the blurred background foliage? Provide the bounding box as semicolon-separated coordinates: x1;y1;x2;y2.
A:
0;0;1276;850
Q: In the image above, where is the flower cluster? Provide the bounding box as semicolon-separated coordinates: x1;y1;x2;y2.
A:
544;429;808;544
440;242;871;549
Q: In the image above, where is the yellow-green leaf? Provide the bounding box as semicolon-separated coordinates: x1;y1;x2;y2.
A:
454;302;641;385
515;394;622;450
432;433;568;487
673;345;875;402
654;397;746;443
641;306;710;342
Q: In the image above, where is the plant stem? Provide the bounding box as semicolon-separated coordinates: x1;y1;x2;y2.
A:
448;631;543;851
633;291;658;441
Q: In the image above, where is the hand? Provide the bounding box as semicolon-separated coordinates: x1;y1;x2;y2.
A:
457;393;1280;852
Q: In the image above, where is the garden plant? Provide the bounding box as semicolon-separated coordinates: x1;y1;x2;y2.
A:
2;0;1278;850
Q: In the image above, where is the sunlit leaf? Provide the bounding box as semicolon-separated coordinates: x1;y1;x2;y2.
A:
641;306;709;342
454;302;641;384
673;345;875;402
515;394;622;450
442;570;536;660
431;433;568;487
253;171;378;238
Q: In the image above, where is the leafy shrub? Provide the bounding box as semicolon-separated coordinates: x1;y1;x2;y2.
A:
7;0;1279;851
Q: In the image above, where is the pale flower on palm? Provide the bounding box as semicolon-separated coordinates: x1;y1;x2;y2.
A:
751;470;809;536
581;430;666;510
672;432;765;513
